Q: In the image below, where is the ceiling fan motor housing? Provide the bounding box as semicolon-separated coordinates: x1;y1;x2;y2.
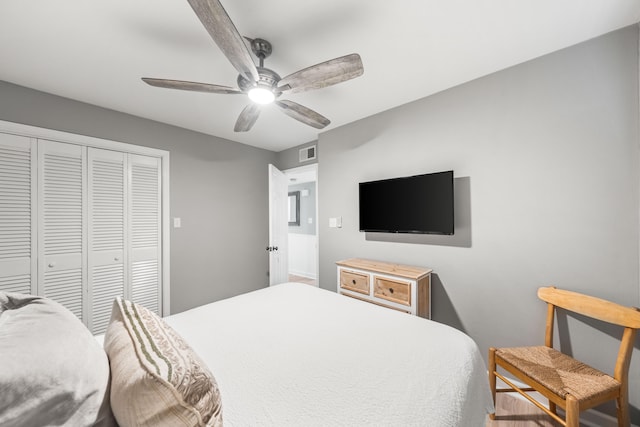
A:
237;67;281;93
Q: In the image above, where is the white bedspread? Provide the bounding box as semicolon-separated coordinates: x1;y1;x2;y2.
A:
164;283;493;427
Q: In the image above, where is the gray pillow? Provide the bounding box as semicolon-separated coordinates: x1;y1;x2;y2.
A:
0;292;116;426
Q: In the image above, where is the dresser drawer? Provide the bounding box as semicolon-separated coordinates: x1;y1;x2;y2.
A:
340;269;370;295
374;276;411;306
342;292;411;314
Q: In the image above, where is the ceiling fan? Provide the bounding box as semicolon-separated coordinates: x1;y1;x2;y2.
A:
142;0;364;132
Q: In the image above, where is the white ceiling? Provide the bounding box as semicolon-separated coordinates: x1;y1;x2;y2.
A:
1;1;639;152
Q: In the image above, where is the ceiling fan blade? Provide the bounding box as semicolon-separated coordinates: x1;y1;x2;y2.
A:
142;77;244;94
275;100;330;129
187;0;259;82
277;53;363;94
234;103;261;132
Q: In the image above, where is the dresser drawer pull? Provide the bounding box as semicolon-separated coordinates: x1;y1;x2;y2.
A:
389;288;394;294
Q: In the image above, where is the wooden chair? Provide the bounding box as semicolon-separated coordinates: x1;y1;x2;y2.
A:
489;286;640;427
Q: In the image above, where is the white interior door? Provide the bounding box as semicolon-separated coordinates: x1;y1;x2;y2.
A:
0;133;36;295
128;154;162;313
88;147;126;334
268;164;288;285
38;139;87;322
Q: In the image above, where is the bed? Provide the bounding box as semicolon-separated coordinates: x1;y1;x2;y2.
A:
0;282;493;427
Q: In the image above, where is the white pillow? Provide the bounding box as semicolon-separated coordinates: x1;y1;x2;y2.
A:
0;292;116;426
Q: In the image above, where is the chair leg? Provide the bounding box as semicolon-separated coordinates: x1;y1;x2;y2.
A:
616;387;630;427
565;395;579;427
488;347;497;420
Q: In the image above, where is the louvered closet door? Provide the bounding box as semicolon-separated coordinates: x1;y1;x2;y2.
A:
88;148;126;334
38;140;86;321
0;133;36;295
129;154;161;314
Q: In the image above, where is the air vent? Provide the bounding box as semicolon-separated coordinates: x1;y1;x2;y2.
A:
299;145;316;162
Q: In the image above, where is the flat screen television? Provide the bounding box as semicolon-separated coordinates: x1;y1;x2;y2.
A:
359;170;454;235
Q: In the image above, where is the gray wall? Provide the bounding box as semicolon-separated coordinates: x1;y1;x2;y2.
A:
0;80;276;314
288;182;317;235
318;25;640;421
276;141;318;170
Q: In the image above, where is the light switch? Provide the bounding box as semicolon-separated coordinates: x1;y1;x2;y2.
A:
329;217;342;228
308;218;313;224
173;217;181;228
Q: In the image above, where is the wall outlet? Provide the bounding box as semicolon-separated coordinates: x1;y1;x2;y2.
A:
173;217;181;228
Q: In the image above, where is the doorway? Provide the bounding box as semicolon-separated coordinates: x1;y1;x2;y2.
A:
284;164;318;286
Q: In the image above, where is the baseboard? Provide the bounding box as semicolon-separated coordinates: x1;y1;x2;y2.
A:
495;376;637;427
289;270;316;279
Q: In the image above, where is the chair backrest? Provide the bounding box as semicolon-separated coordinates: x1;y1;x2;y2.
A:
537;286;640;382
538;287;640;329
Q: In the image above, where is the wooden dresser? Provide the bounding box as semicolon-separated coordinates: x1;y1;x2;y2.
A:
336;258;432;319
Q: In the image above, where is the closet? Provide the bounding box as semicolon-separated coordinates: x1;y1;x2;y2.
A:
0;125;168;334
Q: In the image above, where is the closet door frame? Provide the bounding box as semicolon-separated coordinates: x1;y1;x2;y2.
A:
0;120;171;315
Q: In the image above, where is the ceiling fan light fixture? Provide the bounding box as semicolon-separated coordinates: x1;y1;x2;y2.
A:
248;86;275;104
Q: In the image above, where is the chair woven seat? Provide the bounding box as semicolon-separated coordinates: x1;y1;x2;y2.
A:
496;345;620;402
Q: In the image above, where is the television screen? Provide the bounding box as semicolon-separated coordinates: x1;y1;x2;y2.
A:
359;170;454;235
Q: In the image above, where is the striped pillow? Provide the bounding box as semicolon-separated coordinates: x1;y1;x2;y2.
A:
104;298;223;427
